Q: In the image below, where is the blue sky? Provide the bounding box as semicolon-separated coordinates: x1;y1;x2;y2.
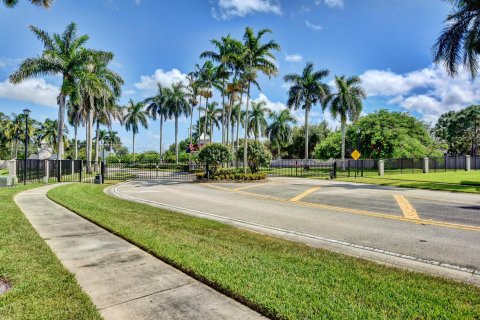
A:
1;0;476;153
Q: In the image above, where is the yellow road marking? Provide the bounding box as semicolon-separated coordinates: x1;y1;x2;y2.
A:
289;187;321;202
203;183;480;233
394;195;420;220
233;183;271;191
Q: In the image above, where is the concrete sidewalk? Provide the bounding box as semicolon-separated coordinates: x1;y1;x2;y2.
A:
15;184;264;320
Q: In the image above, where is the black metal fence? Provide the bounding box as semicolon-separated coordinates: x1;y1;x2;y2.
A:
104;162;206;180
16;159;101;183
260;159;334;178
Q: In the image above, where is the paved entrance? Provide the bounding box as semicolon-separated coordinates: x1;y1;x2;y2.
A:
109;178;480;285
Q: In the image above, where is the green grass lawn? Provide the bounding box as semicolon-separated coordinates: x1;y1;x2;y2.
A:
48;183;480;319
339;170;480;193
0;184;101;320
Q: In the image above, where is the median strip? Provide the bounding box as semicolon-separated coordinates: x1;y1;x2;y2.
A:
394;195;420;220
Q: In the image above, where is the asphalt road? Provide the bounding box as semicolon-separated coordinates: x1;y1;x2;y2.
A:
108;177;480;281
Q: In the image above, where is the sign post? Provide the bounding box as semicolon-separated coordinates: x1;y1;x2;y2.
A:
351;149;361;178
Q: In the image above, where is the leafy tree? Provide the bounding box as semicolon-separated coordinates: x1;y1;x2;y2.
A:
314;110;441;159
284;62;330;160
37;118;68;151
237;140;272;173
266;109;296;158
324;75;366;164
433;0;480;77
284;122;331;159
434;105;480;155
198;143;232;174
123;99;148;162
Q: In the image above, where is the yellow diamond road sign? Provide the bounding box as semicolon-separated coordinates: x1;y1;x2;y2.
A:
351;149;361;160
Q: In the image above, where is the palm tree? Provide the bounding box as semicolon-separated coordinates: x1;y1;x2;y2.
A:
433;0;480;77
164;83;191;164
4;114;23;159
104;130;121;152
266;109;296;158
10;22;94;160
200;101;222;143
2;0;53;8
145;83;169;161
247;101;269;140
284;62;330;160
198;60;219;138
241;27;280;173
186;73;200;145
123;99;148;162
324;75;366;164
67;101;84;160
37;118;68;152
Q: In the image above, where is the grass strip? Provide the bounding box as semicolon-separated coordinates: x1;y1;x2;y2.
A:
47;182;480;319
339;171;480;193
0;184;101;320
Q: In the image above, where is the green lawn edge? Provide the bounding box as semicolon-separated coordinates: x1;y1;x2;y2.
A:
48;182;480;320
0;184;101;320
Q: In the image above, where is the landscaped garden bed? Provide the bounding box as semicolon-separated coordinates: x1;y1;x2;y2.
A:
196;168;267;181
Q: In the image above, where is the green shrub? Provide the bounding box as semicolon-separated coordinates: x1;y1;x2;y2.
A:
198;143;232;174
237;140;272;173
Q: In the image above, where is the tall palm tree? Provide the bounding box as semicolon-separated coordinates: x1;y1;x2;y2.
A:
324;75;366;164
241;27;280;173
4;114;23;159
164;83;191;164
284;62;330;160
104;130;121;152
433;0;480;77
186;73;200;145
200;101;222;143
10;22;94;160
67;100;85;160
266;109;296;158
2;0;53;8
198;60;219;139
123;99;148;162
247;101;269;140
145;83;169;160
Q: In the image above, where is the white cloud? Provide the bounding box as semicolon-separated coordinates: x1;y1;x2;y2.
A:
211;0;281;20
305;20;322;31
0;78;59;107
0;57;20;69
315;0;344;8
360;65;480;122
134;68;188;95
285;54;303;63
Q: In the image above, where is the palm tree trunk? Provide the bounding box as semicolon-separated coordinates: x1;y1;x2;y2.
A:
132;132;135;163
243;83;251;174
304;107;309;160
57;93;66;160
236;93;243;168
277;143;281;159
94;120;100;164
341;120;346;170
159;115;163;162
74;123;78;160
221;78;226;145
198;96;202;142
175;116;179;164
189;104;194;145
86;110;93;173
204;97;209;141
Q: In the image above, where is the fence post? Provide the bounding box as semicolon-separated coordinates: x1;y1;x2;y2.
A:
79;161;83;182
423;157;429;174
378;160;384;176
332;161;337;179
8;160;16;176
101;161;106;183
57;160;61;182
465;155;471;171
43;160;49;183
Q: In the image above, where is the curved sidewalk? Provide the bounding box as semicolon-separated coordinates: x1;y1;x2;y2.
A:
14;184;264;320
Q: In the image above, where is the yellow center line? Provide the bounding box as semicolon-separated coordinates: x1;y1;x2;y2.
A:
289;187;321;202
202;183;480;232
394;195;420;220
233;182;273;191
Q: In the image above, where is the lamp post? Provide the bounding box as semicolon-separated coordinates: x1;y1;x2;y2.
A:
23;108;31;185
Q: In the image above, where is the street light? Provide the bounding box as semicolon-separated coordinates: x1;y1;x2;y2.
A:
23;108;31;185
